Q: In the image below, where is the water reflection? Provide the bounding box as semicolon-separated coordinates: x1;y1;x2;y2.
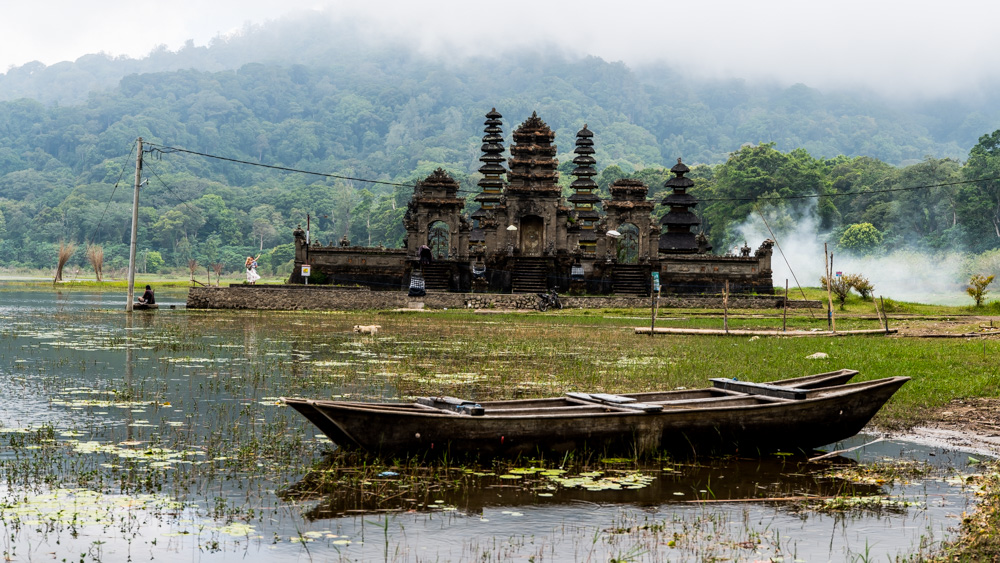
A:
297;454;886;519
0;284;991;562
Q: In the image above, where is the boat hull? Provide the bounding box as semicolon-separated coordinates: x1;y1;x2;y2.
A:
285;370;908;458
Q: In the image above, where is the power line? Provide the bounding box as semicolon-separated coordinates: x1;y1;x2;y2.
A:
85;141;136;246
142;159;205;219
144;142;419;189
141;141;1000;204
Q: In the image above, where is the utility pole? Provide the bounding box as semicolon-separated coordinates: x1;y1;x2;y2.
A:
126;138;143;312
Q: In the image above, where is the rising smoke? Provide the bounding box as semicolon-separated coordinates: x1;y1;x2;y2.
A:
733;209;970;306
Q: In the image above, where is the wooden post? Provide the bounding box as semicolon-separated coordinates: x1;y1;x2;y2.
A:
650;271;661;337
830;252;836;333
783;279;788;332
650;288;656;337
723;280;729;334
879;295;890;332
126;138;142;312
824;244;834;332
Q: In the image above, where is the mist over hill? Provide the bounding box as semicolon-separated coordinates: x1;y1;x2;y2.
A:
1;12;997;168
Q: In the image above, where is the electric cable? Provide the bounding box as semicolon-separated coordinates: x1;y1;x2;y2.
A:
84;141;136;246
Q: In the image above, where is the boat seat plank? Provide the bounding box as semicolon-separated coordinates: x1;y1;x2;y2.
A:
416;396;485;416
566;392;663;412
709;379;810;400
588;393;636;404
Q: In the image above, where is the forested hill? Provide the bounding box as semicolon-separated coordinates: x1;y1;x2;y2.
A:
3;14;998;168
3;13;1000;281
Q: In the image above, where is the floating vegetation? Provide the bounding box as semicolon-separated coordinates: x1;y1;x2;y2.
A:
818;494;923;512
0;288;991;561
1;487;186;529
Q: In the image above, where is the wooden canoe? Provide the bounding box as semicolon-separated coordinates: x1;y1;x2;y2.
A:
283;369;909;458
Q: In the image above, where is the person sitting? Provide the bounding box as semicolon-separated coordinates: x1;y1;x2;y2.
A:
137;285;155;305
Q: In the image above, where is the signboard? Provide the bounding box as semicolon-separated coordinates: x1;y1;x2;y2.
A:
651;271;661;292
301;265;311;277
835;271;842;277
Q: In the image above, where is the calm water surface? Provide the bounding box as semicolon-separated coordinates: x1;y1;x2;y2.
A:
0;286;987;562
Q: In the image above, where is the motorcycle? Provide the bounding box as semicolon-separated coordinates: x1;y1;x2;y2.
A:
537;289;562;312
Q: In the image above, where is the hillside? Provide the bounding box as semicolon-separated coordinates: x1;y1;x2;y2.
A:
2;13;1000;285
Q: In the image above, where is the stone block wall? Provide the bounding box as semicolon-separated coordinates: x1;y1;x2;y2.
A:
187;285;822;311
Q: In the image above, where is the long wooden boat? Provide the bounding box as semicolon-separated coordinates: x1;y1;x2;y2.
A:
283;369;909;457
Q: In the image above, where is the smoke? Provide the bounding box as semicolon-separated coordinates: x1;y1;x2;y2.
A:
733;209;969;305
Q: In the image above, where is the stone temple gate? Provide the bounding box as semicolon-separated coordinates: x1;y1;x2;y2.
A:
288;109;774;296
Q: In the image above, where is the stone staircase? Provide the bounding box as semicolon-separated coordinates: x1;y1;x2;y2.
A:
612;264;650;296
420;262;453;291
512;257;550;294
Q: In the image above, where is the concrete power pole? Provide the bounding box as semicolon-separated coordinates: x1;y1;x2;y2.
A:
126;138;143;312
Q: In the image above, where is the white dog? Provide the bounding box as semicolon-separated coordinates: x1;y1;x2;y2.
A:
353;324;381;335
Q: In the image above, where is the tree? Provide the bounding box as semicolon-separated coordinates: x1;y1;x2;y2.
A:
838;223;884;255
966;274;995;307
959;130;1000;251
145;251;165;273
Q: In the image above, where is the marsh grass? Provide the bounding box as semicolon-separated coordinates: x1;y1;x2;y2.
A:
2;287;998;561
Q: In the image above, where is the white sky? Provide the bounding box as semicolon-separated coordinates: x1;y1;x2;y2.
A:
2;0;999;98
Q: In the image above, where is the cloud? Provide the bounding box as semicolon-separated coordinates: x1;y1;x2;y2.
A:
4;0;1000;98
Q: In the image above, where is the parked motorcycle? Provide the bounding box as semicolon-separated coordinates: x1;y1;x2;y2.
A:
537;289;562;312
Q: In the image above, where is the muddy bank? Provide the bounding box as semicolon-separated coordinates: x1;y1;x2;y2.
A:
892;398;1000;457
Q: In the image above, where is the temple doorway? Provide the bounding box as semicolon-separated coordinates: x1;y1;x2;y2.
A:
428;221;450;259
519;216;544;256
617;223;639;264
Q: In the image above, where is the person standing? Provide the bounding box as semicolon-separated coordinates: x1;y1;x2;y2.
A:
245;255;261;285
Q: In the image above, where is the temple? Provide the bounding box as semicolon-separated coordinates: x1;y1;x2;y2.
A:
288;109;774;296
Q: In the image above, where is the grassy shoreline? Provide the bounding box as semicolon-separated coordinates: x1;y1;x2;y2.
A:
3;281;1000;559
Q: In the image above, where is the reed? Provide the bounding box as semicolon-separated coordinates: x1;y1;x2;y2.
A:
53;241;76;283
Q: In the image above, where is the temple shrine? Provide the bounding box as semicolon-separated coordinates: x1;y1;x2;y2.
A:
289;109;774;296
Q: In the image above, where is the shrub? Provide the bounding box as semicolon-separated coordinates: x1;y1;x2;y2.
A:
843;273;874;299
820;275;852;309
967;274;995;307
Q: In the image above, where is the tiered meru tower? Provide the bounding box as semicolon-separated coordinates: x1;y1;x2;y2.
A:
471;108;506;253
659;158;702;253
568;125;601;257
291;108;773;296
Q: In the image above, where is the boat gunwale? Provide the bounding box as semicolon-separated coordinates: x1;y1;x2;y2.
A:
290;376;909;421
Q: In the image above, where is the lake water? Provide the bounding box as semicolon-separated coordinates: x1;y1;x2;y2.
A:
0;285;988;562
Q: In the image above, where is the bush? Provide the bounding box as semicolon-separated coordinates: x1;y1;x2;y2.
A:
820;275;852;309
967;274;995;307
842;273;874;299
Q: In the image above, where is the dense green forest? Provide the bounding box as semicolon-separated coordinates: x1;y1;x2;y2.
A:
2;14;1000;280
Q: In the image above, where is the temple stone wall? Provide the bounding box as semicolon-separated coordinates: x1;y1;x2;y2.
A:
187;286;820;311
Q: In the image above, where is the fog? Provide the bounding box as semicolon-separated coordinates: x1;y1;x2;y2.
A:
734;209;971;306
4;0;1000;99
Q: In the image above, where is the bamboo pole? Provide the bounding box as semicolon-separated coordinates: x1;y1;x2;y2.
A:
783;279;788;332
649;273;661;337
879;295;890;332
824;244;834;332
723;279;729;334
